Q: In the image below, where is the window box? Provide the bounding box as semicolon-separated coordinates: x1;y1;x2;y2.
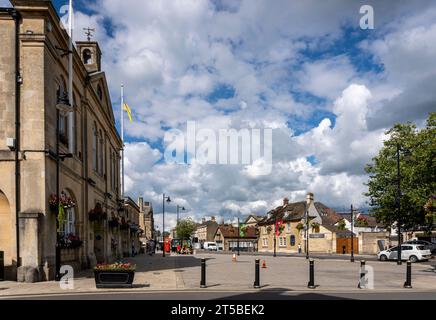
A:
94;270;135;288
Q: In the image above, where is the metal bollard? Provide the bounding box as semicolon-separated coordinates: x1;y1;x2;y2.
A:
358;260;366;289
200;258;206;288
0;251;4;281
307;259;316;289
404;261;412;289
254;259;260;289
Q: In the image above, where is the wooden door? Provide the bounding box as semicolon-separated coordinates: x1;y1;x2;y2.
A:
336;238;359;254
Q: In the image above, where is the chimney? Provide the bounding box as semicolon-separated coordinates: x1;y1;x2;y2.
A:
306;192;314;206
211;216;216;222
283;197;289;206
202;218;206;224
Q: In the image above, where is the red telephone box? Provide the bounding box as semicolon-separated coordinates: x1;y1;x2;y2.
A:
164;237;171;253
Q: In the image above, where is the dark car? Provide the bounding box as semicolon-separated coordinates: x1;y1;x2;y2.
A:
404;240;436;254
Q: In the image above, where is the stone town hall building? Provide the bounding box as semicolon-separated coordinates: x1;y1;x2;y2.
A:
0;0;148;282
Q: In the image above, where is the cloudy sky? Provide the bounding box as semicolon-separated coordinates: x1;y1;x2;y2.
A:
3;0;435;230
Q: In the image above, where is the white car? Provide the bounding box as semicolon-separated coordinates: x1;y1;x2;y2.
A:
203;242;218;251
378;244;432;263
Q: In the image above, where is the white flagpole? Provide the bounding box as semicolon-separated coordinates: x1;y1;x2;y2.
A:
67;0;74;154
121;84;125;198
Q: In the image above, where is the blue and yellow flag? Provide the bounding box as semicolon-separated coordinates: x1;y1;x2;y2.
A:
123;103;133;123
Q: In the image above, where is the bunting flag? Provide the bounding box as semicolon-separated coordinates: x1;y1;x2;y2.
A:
239;224;247;237
57;204;65;233
123;103;133;123
276;220;284;236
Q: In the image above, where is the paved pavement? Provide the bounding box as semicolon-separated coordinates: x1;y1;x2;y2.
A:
5;290;436;300
0;252;435;299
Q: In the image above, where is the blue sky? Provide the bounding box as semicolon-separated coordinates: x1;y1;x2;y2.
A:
7;0;435;228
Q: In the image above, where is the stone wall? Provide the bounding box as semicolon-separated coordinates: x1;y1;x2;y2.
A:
359;231;389;254
0;13;18;280
0;2;124;282
258;222;304;253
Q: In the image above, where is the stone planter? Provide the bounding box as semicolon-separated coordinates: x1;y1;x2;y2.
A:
94;270;135;288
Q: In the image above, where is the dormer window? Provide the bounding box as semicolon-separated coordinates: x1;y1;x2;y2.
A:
83;49;92;65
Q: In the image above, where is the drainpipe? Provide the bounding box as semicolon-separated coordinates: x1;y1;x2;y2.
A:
5;8;22;270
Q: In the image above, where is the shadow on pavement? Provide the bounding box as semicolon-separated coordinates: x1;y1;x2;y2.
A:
215;288;355;300
62;254;209;280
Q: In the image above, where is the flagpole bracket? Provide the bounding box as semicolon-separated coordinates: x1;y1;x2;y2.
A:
55;46;73;57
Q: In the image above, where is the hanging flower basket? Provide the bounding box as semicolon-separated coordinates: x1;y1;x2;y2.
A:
49;193;76;211
275;220;285;236
296;223;304;231
108;218;120;229
311;222;321;233
59;234;83;249
355;216;369;227
89;203;107;222
267;226;273;234
120;222;129;230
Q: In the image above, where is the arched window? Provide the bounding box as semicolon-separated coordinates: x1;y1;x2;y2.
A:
92;124;98;171
61;191;76;236
83;49;92;65
290;235;296;247
99;131;104;176
109;151;113;189
97;85;103;100
57;78;69;146
71;93;77;155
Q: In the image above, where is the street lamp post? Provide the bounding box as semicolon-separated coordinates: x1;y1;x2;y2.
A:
176;205;185;225
55;92;73;281
237;217;240;256
396;143;402;266
162;194;171;257
351;204;355;263
273;217;277;258
305;200;310;260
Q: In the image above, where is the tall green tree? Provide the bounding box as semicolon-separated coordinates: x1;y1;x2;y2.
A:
175;218;197;240
365;112;436;232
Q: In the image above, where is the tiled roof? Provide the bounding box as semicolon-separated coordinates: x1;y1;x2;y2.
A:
258;201;307;225
258;201;345;234
198;220;218;228
217;225;257;239
338;213;380;228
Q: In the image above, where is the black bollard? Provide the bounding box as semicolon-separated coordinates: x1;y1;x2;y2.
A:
200;258;206;288
404;261;412;289
254;259;260;289
358;260;366;289
308;259;316;289
0;251;4;281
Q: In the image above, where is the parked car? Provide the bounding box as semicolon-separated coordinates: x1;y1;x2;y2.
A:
378;244;432;262
404;239;436;254
203;242;218;251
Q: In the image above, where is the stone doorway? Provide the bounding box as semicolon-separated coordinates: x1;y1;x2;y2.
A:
93;221;105;264
0;190;14;279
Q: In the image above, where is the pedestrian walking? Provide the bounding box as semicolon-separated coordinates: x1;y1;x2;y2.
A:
298;243;302;254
